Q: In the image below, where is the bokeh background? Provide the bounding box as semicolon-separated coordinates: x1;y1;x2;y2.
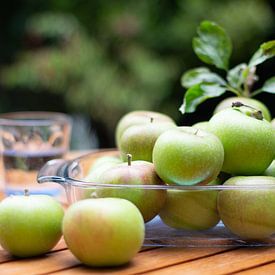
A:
0;0;274;149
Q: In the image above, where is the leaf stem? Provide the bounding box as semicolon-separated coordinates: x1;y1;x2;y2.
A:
243;66;257;97
243;82;250;97
250;88;262;97
226;85;242;96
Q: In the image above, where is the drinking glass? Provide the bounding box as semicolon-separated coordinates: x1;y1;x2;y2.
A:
0;112;71;195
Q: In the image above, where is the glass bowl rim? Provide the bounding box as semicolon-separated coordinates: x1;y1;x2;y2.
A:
61;149;275;191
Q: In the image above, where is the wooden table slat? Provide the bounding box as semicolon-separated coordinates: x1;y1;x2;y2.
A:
0;249;76;275
145;247;275;275
48;247;232;275
0;239;67;264
236;261;275;275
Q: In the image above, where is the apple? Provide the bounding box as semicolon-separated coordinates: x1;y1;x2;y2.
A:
218;176;275;240
80;157;122;200
209;104;275;175
89;156;122;172
115;110;175;147
81;156;122;200
85;156;122;182
63;198;145;267
192;121;211;132
152;127;224;185
214;97;271;121
96;155;166;222
159;179;220;230
263;160;275;177
272;118;275;129
119;120;176;162
0;190;64;257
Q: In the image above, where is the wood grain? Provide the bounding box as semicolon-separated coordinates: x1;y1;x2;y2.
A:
146;247;275;275
49;247;232;275
0;238;67;264
236;262;275;274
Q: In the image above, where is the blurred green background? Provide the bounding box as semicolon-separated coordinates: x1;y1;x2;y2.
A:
0;0;274;148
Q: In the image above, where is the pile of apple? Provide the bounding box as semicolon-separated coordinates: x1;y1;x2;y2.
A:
86;102;275;242
0;102;274;268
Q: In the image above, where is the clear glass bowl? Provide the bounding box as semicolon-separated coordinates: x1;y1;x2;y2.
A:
37;149;275;247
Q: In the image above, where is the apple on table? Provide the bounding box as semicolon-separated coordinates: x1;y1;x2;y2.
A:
0;190;64;257
63;198;145;267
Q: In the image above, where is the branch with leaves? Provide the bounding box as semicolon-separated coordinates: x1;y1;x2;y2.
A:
180;21;275;114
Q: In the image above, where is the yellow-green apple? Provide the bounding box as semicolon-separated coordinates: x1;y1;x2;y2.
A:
63;198;144;267
85;156;122;182
272;119;275;129
218;176;275;240
89;156;122;172
0;190;64;257
119;120;176;162
263;160;275;177
152;127;224;185
159;179;220;230
95;155;166;222
214;97;271;121
81;156;122;200
192;121;211;132
115;110;175;147
209;104;275;175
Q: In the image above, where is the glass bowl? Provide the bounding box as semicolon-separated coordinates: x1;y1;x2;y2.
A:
37;149;275;247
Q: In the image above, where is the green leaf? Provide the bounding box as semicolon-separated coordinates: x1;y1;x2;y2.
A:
192;21;232;71
179;83;226;114
249;40;275;67
226;63;247;89
181;67;226;88
261;77;275;94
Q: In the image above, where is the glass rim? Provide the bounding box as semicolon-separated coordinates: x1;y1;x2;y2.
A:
0;111;71;126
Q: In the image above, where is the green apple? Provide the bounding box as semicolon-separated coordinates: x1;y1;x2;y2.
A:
85;156;122;182
80;156;123;200
152;127;224;185
209;105;275;175
115;110;175;147
272;118;275;129
0;190;64;257
63;198;144;267
159;179;220;230
214;97;271;121
119;120;176;162
96;155;166;222
218;176;275;240
192;121;211;132
89;156;122;172
263;160;275;177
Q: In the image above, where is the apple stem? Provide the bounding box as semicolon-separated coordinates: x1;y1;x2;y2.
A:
194;129;199;135
232;102;263;120
231;102;244;108
24;189;29;196
150;117;154;123
127;153;132;166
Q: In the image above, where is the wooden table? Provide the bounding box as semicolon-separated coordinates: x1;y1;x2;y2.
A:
1;151;275;275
